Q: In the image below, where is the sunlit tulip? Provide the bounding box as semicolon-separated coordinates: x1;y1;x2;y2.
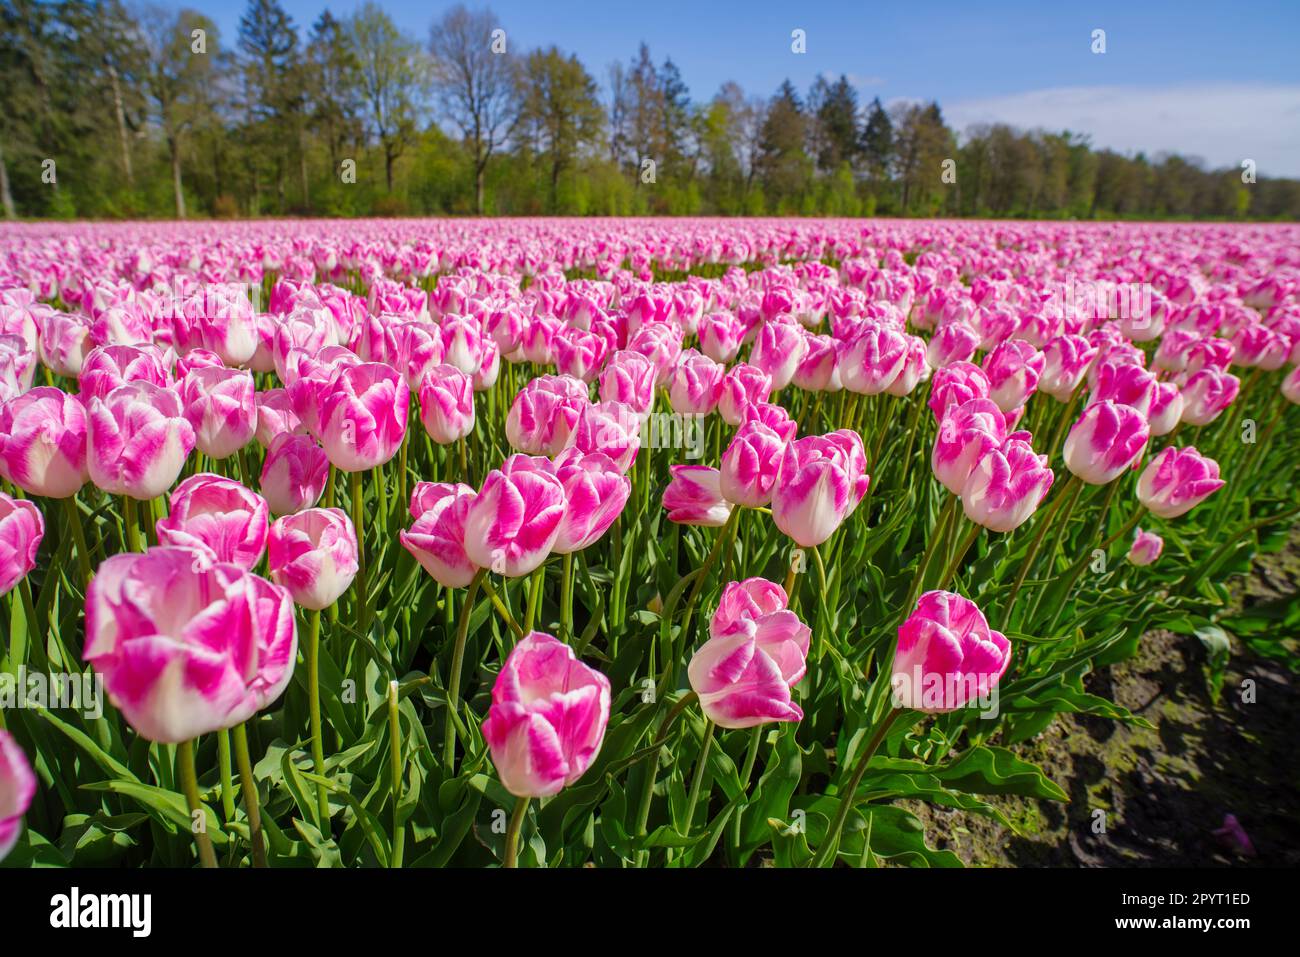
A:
505;375;587;456
772;430;870;547
1039;334;1098;401
926;321;980;369
79;343;171;402
179;365;257;460
840;323;908;395
553;327;609;383
1179;368;1240;426
260;433;329;516
401;482;478;587
317;362;409;471
720;421;786;507
1089;360;1157;417
891;591;1010;712
668;349;724;414
551;449;630;553
698;311;743;363
1063;400;1150;485
961;435;1053;533
1128;528;1163;566
0;386;88;498
0;731;35;863
983;339;1044;412
1283;364;1300;405
928;362;990;422
717;363;772;426
254;388;307;448
481;632;611;797
793;333;840;392
662;465;733;527
84;547;296;742
38;311;93;377
156;474;269;570
750;319;808;390
418;364;476;444
463;466;566;578
87;381;195;499
932;397;1005;495
599;349;656;417
1136;446;1224;518
0;492;43;597
268;507;359;609
1147;381;1184;436
572;399;640;473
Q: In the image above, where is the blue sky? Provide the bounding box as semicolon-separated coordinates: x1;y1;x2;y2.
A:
207;0;1300;175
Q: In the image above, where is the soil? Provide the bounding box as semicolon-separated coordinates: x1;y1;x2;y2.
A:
906;531;1300;867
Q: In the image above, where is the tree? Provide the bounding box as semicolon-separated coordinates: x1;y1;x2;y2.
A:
891;100;953;214
428;4;517;214
238;0;306;208
516;46;603;210
350;1;426;193
306;11;363;171
810;74;858;173
756;80;810;211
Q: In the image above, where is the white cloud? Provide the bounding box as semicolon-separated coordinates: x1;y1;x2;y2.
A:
944;84;1300;178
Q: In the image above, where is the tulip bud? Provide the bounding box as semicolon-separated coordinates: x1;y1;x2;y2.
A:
772;430;870;547
551;449;630;553
0;386;88;498
317;362;409;472
463;467;566;578
269;507;360;610
0;731;35;863
961;435;1053;533
156;474;270;570
0;492;43;597
932;398;1005;495
891;591;1010;712
720;422;786;507
87;381;195;500
1128;528;1163;566
1063;400;1150;485
179;366;257;460
1136;446;1224;519
662;465;733;527
260;433;329;516
418;364;476;444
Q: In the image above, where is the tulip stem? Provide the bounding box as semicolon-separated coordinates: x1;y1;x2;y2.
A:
936;518;981;593
387;680;405;868
503;795;529;868
62;496;92;588
177;739;218;868
524;564;544;633
444;567;487;773
1004;474;1079;618
560;552;574;642
906;494;956;611
232;723;267;867
350;470;369;634
681;720;716;836
306;608;329;824
730;726;764;850
479;576;525;639
123;496;141;552
633;691;699;865
216;729;236;822
810;708;903;868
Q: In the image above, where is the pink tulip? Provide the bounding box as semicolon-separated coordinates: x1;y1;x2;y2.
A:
87;381;196;499
1185;337;1234;375
0;731;35;862
772;430;870;547
932;397;1005;495
1039;334;1098;401
272;307;337;381
717;363;773;426
983;339;1045;412
698;311;743;363
268;507;359;609
1283;364;1300;405
553;327;609;383
197;307;259;368
961;435;1053;533
1179;368;1240;426
79;343;171;402
440;315;485;376
505;375;587;456
1128;528;1163;566
627;320;684;386
662;465;734;527
688;580;810;729
926;321;980;369
928;362;990;422
254;388;307;448
1063;400;1150;485
1148;381;1184;436
174;348;224;381
179;366;257;460
741;401;798;444
1089;360;1156;417
572;399;640;473
156;474;269;570
599;349;656;417
840;323;908;395
793;333;840;392
418;364;476;444
463;466;566;578
720;422;786;507
1136;446;1224;518
317;362;409;471
401;482;479;587
84;547;297;742
481;631;611;797
1232;322;1289;370
669;349;724;414
551;449;630;553
885;334;929;396
260;433;329;516
891;591;1010;712
38;311;93;377
0;492;43;597
750;319;808;390
0;386;88;498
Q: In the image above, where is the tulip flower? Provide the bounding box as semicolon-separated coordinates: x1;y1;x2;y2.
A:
254;388;308;448
1148;381;1184;436
720;421;786;507
926;321;980;369
0;492;43;597
717;363;772;426
1089;360;1157;417
772;430;870;547
1039;334;1098;401
572;399;640;473
482;632;611;797
418;364;476;444
0;386;88;498
401;483;479;588
1179;368;1240;426
627;320;684;386
698;311;743;363
441;314;485;375
840;323;908;395
932;397;1006;495
688;580;810;729
1128;528;1163;566
553;327;609;383
961;435;1053;533
551;449;630;553
750;319;808;390
38;311;93;377
268;507;360;609
260;433;330;516
87;381;196;500
891;591;1011;712
84;547;297;742
505;375;587;457
599;349;656;417
662;465;733;527
179;366;257;460
668;349;724;414
1063;400;1150;485
156;473;270;570
463;466;566;578
793;333;840;392
0;731;35;863
983;339;1045;412
1136;446;1225;518
79;343;171;402
317;362;409;471
1283;364;1300;405
928;362;990;422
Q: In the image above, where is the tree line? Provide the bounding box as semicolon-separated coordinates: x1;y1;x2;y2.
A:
3;0;1298;221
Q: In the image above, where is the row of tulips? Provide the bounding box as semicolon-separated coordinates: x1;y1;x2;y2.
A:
0;217;1297;868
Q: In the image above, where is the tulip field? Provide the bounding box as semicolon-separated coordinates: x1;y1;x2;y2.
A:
0;217;1297;870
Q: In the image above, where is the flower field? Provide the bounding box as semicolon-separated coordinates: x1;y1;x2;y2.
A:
0;217;1297;869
